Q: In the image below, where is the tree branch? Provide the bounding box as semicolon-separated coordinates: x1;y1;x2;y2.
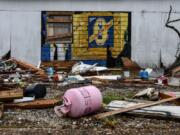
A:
165;5;180;38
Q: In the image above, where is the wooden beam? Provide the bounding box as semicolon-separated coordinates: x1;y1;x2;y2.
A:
121;57;141;71
11;58;48;79
47;12;73;16
0;89;23;101
159;92;180;105
41;60;76;71
119;79;155;84
11;58;42;72
94;96;180;119
46;33;72;41
4;99;61;109
47;18;72;23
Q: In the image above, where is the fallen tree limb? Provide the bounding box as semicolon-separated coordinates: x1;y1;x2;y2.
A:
94;96;180;119
165;6;180;73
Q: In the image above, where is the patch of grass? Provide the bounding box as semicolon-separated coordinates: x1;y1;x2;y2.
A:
103;91;135;104
103;93;124;104
102;117;118;128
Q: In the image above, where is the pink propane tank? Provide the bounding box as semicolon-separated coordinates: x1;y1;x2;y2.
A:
54;85;102;118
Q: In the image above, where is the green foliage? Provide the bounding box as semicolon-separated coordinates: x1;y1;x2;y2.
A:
103;93;124;104
103;117;118;128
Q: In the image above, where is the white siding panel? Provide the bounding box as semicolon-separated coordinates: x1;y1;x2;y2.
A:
11;12;41;66
0;11;10;58
132;12;180;68
0;0;179;12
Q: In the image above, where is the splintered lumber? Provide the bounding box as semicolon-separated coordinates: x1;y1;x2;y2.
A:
11;58;47;78
121;57;141;71
94;96;180;119
159;92;180;105
90;77;110;85
119;79;155;84
172;66;180;76
11;58;43;72
0;89;23;101
4;99;61;109
41;60;76;71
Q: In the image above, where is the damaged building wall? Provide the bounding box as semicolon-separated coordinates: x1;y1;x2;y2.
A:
0;11;11;58
0;0;179;67
0;11;41;66
11;12;41;66
132;12;180;68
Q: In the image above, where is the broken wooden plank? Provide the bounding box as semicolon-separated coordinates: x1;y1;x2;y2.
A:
107;68;123;71
11;58;43;72
119;79;155;84
91;77;110;85
47;11;73;16
107;100;180;120
0;103;3;119
94;96;180;119
121;57;141;71
47;18;72;23
11;58;47;79
41;60;76;71
159;92;180;105
4;99;61;109
46;33;72;41
118;82;160;88
0;89;23;101
172;66;180;77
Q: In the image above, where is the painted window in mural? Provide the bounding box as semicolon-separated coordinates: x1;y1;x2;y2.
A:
41;12;73;61
88;16;114;48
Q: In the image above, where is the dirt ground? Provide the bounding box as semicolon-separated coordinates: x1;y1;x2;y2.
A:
0;83;180;135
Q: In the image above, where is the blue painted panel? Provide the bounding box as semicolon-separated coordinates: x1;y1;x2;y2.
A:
41;46;50;61
88;16;114;48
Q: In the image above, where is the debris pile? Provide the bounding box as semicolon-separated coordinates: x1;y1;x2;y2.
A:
0;57;179;125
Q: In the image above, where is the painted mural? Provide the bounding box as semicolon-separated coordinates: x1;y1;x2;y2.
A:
88;16;114;48
73;12;130;60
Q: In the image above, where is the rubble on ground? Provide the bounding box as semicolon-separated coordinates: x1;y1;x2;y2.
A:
0;58;179;134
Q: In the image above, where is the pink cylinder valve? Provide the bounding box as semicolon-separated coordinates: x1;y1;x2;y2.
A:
54;85;102;118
